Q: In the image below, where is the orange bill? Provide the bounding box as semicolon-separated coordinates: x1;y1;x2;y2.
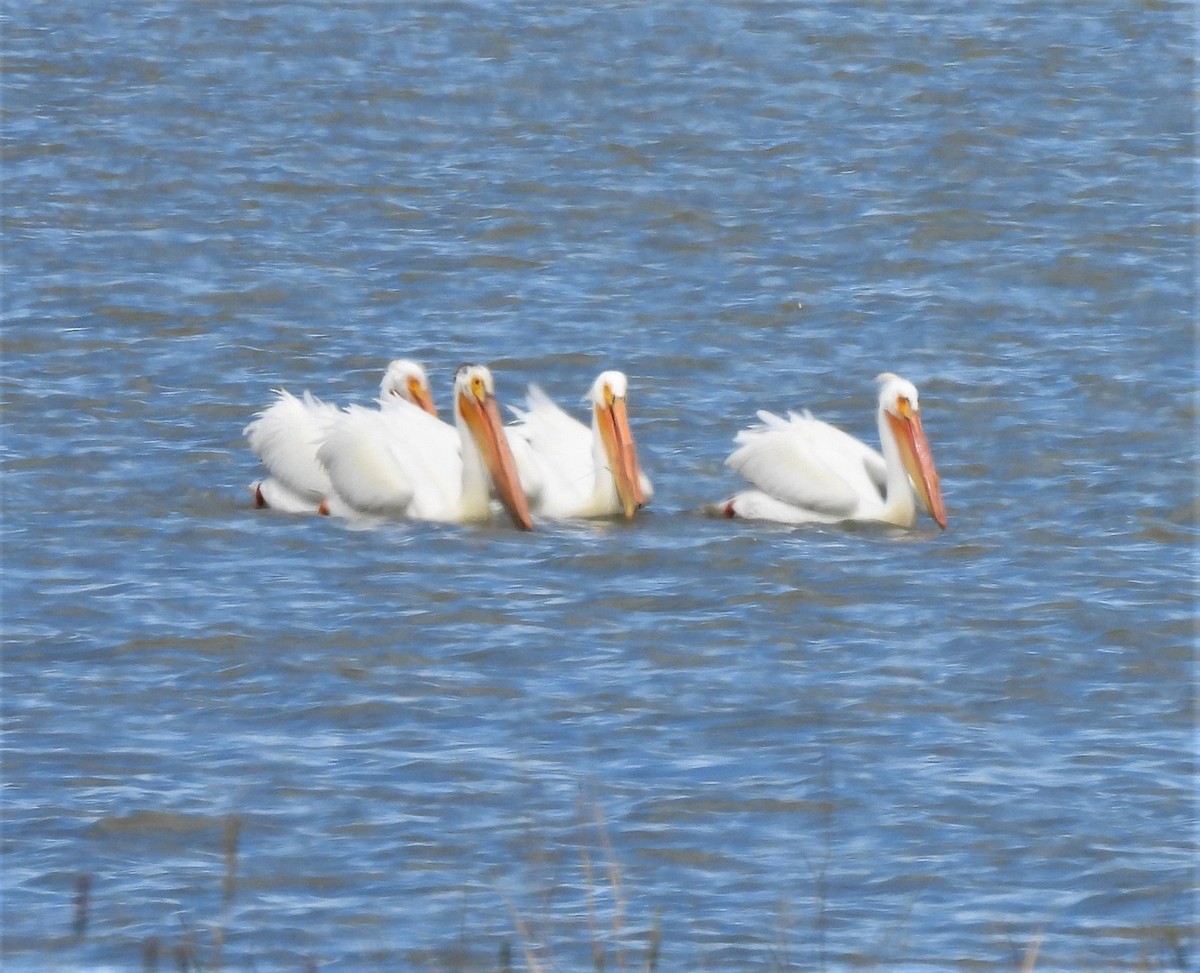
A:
407;376;438;417
887;410;947;530
596;396;646;519
459;390;534;531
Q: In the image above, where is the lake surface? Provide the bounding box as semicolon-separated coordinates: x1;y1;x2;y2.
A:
2;1;1195;970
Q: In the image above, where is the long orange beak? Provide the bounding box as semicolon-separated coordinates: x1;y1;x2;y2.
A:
458;390;533;531
596;397;646;519
406;377;438;417
887;409;947;530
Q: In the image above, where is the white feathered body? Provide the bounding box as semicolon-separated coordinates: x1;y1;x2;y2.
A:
723;408;888;523
317;398;462;521
243;390;339;513
510;385;653;519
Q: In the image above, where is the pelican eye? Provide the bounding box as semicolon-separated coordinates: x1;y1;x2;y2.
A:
471;375;486;399
896;395;913;417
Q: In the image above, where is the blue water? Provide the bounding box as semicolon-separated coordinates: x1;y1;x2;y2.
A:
3;1;1195;970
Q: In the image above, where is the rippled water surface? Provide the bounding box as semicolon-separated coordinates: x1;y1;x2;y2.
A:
3;1;1195;970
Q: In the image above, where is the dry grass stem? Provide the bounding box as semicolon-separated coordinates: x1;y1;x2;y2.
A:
1020;929;1044;972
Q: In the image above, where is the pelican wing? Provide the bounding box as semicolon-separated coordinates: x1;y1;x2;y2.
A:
504;428;548;506
378;398;463;519
244;390;336;503
783;411;888;500
726;411;861;517
317;398;461;518
509;385;595;508
316;404;417;516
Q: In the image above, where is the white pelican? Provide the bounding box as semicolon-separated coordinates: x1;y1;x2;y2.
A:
714;373;947;529
245;359;436;513
508;371;652;519
378;358;438;414
317;363;534;530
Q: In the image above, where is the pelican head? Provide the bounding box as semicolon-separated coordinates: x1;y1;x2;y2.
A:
454;364;533;530
589;370;647;519
875;373;947;529
381;359;437;416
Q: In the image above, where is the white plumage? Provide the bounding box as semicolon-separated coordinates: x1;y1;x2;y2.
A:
508;370;652;519
317;364;533;530
244;359;435;514
715;373;947;529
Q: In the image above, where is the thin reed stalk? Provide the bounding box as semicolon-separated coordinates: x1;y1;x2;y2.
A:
212;813;242;971
71;874;91;940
